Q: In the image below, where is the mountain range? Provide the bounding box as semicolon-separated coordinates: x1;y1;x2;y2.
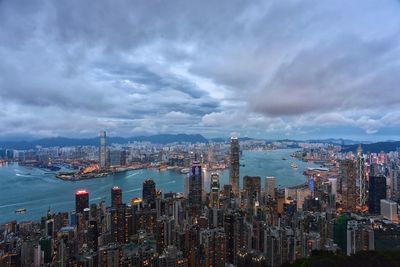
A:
0;134;399;153
0;134;209;150
342;141;400;153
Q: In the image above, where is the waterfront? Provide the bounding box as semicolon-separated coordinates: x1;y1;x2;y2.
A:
0;149;317;223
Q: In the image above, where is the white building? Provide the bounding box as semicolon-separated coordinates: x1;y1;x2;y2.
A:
380;199;398;221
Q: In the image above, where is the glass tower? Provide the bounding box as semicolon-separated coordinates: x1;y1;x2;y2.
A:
229;136;240;196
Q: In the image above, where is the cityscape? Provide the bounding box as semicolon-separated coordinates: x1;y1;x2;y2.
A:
1;1;400;266
1;133;400;266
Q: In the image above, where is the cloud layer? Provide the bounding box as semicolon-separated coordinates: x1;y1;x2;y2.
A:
1;0;400;140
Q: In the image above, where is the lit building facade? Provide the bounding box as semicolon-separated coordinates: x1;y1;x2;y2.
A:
75;190;89;214
229;137;240;196
210;173;220;208
99;131;107;169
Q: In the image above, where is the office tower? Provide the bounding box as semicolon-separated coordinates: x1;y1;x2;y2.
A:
357;144;367;207
380;199;398;221
99;131;107;169
111;186;122;207
339;160;357;211
188;160;203;218
75;190;89;214
210;173;220;208
229;136;240;196
243;176;261;211
109;150;122;167
143;179;156;205
265;176;276;199
368;175;387;214
111;204;128;244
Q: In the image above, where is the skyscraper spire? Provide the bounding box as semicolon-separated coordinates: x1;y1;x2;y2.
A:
99;131;107;170
229;136;240;196
356;144;366;207
357;144;363;157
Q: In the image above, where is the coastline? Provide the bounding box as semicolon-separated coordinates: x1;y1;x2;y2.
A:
0;149;314;223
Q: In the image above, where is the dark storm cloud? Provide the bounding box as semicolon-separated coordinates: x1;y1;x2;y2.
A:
250;35;400;116
0;0;400;139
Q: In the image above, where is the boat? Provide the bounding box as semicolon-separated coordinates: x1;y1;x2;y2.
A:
180;168;190;174
282;157;287;160
291;163;298;169
15;208;26;214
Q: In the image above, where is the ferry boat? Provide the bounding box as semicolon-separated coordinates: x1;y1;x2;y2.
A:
291;163;298;169
15;208;26;214
180;168;190;174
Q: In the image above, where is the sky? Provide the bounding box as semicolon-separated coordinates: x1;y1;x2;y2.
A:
1;0;400;141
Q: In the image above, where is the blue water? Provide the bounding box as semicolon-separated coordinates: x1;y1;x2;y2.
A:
0;149;316;223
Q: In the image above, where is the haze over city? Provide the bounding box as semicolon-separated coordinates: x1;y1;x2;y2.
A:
1;1;400;141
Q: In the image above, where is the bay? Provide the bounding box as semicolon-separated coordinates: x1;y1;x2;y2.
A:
0;149;317;223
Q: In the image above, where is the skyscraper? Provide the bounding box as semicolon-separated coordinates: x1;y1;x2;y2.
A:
99;131;107;169
229;136;240;196
265;176;276;199
368;175;387;214
339;160;357;211
142;179;156;205
111;204;127;244
243;176;261;211
188;160;203;218
111;186;122;207
357;144;367;207
380;199;398;221
75;190;89;214
210;173;220;208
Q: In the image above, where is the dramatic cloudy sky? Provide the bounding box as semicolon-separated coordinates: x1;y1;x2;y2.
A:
1;0;400;140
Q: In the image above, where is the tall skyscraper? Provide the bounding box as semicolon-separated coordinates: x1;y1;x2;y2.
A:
210;173;220;208
356;144;367;207
75;190;89;214
111;204;127;244
99;131;107;169
188;160;203;218
111;186;122;207
243;176;261;211
142;179;156;205
339;160;357;211
265;176;276;199
368;175;387;214
229;136;240;196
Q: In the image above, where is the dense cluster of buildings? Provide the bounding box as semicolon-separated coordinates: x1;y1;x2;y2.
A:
1;136;400;266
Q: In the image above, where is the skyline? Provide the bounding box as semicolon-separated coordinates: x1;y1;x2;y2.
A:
1;1;400;140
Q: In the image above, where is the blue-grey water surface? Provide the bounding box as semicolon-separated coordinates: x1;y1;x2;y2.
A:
0;149;316;223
